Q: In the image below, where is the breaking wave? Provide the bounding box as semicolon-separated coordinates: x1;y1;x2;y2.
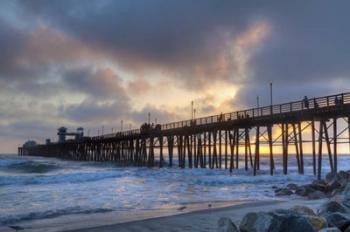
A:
0;170;125;186
1;161;59;173
0;207;114;225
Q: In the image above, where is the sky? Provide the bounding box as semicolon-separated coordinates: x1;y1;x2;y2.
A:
1;0;350;153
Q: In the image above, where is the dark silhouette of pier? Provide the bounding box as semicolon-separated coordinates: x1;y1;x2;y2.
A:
19;92;350;178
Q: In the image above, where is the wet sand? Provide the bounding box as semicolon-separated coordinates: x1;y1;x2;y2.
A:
65;199;325;232
0;198;326;232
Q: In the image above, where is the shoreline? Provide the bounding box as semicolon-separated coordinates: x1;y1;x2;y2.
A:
0;200;256;232
1;198;326;232
64;198;326;232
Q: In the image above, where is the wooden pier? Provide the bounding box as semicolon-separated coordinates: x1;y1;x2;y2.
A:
19;92;350;178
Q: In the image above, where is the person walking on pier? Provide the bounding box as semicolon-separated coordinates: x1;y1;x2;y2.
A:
303;96;309;109
335;96;344;107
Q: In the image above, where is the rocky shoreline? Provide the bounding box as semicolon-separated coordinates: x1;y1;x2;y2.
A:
218;170;350;232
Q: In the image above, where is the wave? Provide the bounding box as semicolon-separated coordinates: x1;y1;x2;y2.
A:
0;207;114;225
1;161;59;173
0;158;27;167
0;170;124;186
194;172;315;187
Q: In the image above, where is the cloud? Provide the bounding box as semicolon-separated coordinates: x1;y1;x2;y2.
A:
63;98;129;123
62;66;127;100
1;0;350;152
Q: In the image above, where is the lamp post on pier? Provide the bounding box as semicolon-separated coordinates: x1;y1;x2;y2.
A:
270;82;273;115
191;101;194;120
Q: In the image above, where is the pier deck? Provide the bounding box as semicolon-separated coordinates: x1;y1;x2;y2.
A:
19;92;350;178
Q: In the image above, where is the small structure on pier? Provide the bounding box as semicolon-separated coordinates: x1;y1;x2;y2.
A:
23;140;37;148
57;127;84;143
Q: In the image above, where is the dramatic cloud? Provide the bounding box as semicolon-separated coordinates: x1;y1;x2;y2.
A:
1;0;350;152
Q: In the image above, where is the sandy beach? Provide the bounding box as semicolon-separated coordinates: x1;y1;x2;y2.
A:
0;198;325;232
61;199;325;232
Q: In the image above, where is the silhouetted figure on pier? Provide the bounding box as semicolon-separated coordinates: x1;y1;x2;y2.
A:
218;113;224;122
303;96;309;109
335;96;343;107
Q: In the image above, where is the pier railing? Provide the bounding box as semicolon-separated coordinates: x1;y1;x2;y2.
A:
99;92;350;139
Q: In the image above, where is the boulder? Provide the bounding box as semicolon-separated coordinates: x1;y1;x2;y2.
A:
289;205;315;216
240;210;316;232
319;228;341;232
217;217;239;232
287;183;299;191
276;214;315;232
304;215;327;231
270;210;315;232
309;183;328;193
324;212;350;230
239;212;282;232
296;185;315;197
275;188;293;196
343;183;350;201
313;179;328;186
328;180;342;192
337;171;350;183
319;201;349;215
326;172;337;183
308;190;327;199
344;224;350;232
343;198;350;208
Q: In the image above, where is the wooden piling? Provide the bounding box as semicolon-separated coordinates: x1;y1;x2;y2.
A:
253;126;260;176
311;120;316;175
268;125;274;175
333;118;337;173
318;120;323;180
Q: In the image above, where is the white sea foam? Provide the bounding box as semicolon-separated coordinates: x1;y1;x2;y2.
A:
0;154;348;226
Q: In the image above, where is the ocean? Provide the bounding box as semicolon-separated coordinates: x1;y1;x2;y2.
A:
0;154;347;231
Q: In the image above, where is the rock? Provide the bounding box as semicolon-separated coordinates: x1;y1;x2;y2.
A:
240;210;316;232
343;183;350;201
308;190;327;199
313;179;328;186
329;180;342;191
343;198;350;208
345;225;350;232
217;217;239;232
304;215;327;231
324;212;350;230
289;205;316;216
239;212;282;232
276;214;315;232
296;185;315;197
326;172;337;183
337;171;349;182
319;228;341;232
319;201;349;215
309;183;329;193
287;183;299;191
275;188;293;196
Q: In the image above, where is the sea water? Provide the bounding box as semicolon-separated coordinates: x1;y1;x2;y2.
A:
0;153;347;230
